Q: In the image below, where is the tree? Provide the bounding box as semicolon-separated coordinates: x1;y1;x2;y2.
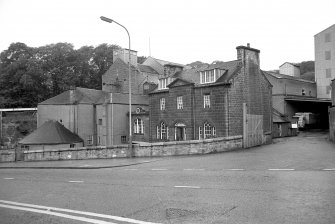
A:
187;61;208;69
91;44;120;89
0;43;48;107
0;42;121;108
299;61;314;75
37;43;78;95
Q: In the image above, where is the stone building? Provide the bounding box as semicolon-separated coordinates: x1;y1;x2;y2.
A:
37;48;186;147
149;44;272;146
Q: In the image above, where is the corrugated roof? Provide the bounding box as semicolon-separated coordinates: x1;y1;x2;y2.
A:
264;71;315;84
19;120;83;145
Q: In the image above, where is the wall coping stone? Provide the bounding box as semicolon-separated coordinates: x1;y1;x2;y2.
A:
24;135;243;154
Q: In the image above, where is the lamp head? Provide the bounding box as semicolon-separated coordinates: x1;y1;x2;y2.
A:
100;16;113;23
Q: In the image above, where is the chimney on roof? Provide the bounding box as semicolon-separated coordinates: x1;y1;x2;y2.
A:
236;43;260;66
113;48;138;66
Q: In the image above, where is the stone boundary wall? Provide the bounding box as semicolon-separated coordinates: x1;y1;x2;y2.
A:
22;136;243;162
0;151;15;162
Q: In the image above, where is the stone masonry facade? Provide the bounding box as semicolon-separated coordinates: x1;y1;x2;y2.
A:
149;45;272;143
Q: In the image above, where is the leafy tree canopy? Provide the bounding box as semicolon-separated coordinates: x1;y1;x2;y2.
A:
0;42;121;108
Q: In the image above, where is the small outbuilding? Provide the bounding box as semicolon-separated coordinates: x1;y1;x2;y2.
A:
19;120;83;151
272;110;297;138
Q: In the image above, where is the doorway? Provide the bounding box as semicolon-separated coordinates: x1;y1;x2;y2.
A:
175;123;186;141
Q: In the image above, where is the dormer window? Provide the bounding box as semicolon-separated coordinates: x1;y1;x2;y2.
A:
200;70;215;84
159;78;168;89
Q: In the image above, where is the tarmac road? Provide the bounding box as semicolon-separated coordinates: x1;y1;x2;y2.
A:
0;131;334;223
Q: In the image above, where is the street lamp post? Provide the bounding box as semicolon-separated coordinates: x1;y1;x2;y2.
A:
100;16;132;157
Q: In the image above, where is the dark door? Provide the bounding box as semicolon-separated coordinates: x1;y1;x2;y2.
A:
176;127;184;141
15;147;24;161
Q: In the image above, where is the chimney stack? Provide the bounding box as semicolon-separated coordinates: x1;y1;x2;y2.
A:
113;48;138;66
236;43;260;66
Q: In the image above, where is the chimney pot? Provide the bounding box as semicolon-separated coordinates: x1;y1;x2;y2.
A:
247;43;250;48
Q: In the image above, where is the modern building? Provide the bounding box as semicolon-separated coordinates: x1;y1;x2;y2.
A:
279;62;301;77
149;44;273;147
315;24;335;98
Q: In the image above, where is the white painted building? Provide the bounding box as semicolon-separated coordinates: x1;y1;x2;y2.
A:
279;62;300;77
315;24;335;99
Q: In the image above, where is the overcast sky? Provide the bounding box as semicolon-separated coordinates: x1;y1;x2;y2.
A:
0;0;334;70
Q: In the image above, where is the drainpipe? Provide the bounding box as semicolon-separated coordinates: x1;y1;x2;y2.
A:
93;104;97;146
226;88;230;137
192;87;196;139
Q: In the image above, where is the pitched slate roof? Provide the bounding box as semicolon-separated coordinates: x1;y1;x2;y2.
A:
178;60;241;84
95;93;149;105
138;64;159;74
39;87;104;105
19;120;83;145
151;57;185;68
213;60;242;83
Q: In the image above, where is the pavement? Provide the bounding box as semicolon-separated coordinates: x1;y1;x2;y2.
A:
0;157;162;169
0;129;332;170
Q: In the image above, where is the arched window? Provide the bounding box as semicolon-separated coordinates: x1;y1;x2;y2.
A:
134;118;144;134
204;123;212;139
203;122;216;139
161;122;167;140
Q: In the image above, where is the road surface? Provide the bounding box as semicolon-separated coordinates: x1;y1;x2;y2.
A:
1;131;335;223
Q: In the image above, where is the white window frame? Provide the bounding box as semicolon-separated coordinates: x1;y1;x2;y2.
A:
200;69;216;84
204;94;210;108
160;98;165;110
199;126;203;140
212;126;216;137
204;123;212;139
134;118;144;134
87;135;93;145
159;78;168;89
161;122;167;140
177;96;183;109
203;123;216;139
